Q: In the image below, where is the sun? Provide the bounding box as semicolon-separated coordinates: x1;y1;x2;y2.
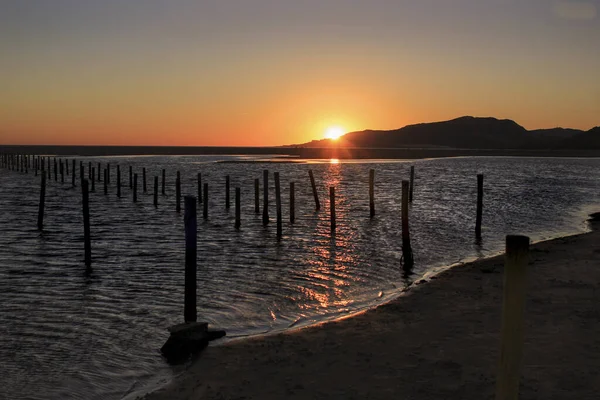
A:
324;126;345;140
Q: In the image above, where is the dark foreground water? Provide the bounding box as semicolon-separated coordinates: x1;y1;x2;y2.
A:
1;156;599;400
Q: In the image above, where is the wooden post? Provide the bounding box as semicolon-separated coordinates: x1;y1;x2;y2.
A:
401;180;414;269
80;163;84;186
162;169;166;195
106;163;110;184
48;158;51;179
330;186;336;233
37;174;46;230
197;173;202;204
254;178;260;214
65;158;69;175
274;172;282;239
225;175;230;209
91;167;96;192
154;176;158;207
88;161;91;179
143;167;147;193
25;156;28;174
176;171;181;213
82;179;92;269
203;183;208;220
309;169;320;211
235;187;241;229
409;166;415;203
98;163;102;181
290;182;295;223
117;165;121;198
129;166;133;189
34;157;38;176
133;173;138;203
54;158;58;181
262;170;269;225
60;160;64;183
476;174;484;240
495;235;529;400
369;169;375;218
184;196;197;323
72;160;76;186
103;169;108;195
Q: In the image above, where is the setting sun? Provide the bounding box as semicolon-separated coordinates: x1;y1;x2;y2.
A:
324;126;345;140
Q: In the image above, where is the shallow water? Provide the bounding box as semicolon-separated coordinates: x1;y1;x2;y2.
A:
1;155;599;400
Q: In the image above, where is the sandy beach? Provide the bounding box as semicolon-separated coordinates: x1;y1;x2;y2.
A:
144;218;600;400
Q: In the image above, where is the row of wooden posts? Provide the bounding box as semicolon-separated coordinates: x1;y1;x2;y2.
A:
2;152;528;400
2;153;486;270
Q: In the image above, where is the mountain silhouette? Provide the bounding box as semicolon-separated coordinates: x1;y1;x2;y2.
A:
561;126;600;149
297;116;598;149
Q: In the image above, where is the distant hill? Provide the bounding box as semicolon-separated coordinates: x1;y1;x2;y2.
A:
561;126;600;149
296;116;598;150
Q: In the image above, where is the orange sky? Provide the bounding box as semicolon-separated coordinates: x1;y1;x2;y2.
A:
1;1;599;146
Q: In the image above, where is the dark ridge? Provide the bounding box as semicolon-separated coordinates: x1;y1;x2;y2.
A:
296;116;600;150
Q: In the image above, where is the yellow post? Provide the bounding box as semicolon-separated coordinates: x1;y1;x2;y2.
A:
495;234;529;400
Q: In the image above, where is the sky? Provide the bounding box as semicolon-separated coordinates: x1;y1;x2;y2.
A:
0;0;599;146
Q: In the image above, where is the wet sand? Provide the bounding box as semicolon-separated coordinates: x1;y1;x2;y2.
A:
143;219;600;400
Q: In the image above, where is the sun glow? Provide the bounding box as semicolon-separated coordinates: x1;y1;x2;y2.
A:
324;126;345;140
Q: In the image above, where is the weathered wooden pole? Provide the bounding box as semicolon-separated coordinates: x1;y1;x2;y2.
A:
401;180;414;269
274;172;282;239
254;179;260;214
184;196;197;323
91;167;96;192
65;158;69;175
409;166;415;203
225;175;230;209
82;179;92;269
80;163;84;186
37;174;46;230
262;170;269;225
106;163;110;184
369;169;375;218
495;235;529;400
133;173;138;203
25;156;28;174
235;187;241;230
143;167;147;193
197;173;202;204
330;186;336;233
54;158;58;181
72;160;76;186
34;157;38;176
476;174;484;240
176;171;181;213
116;165;121;197
162;169;166;195
98;163;102;181
88;161;91;179
129;166;133;189
60;160;64;183
203;183;208;220
290;182;295;223
309;169;320;211
154;176;158;207
47;158;51;179
103;169;108;195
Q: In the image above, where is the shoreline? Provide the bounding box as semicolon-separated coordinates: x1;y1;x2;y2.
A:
2;145;600;159
140;217;600;399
